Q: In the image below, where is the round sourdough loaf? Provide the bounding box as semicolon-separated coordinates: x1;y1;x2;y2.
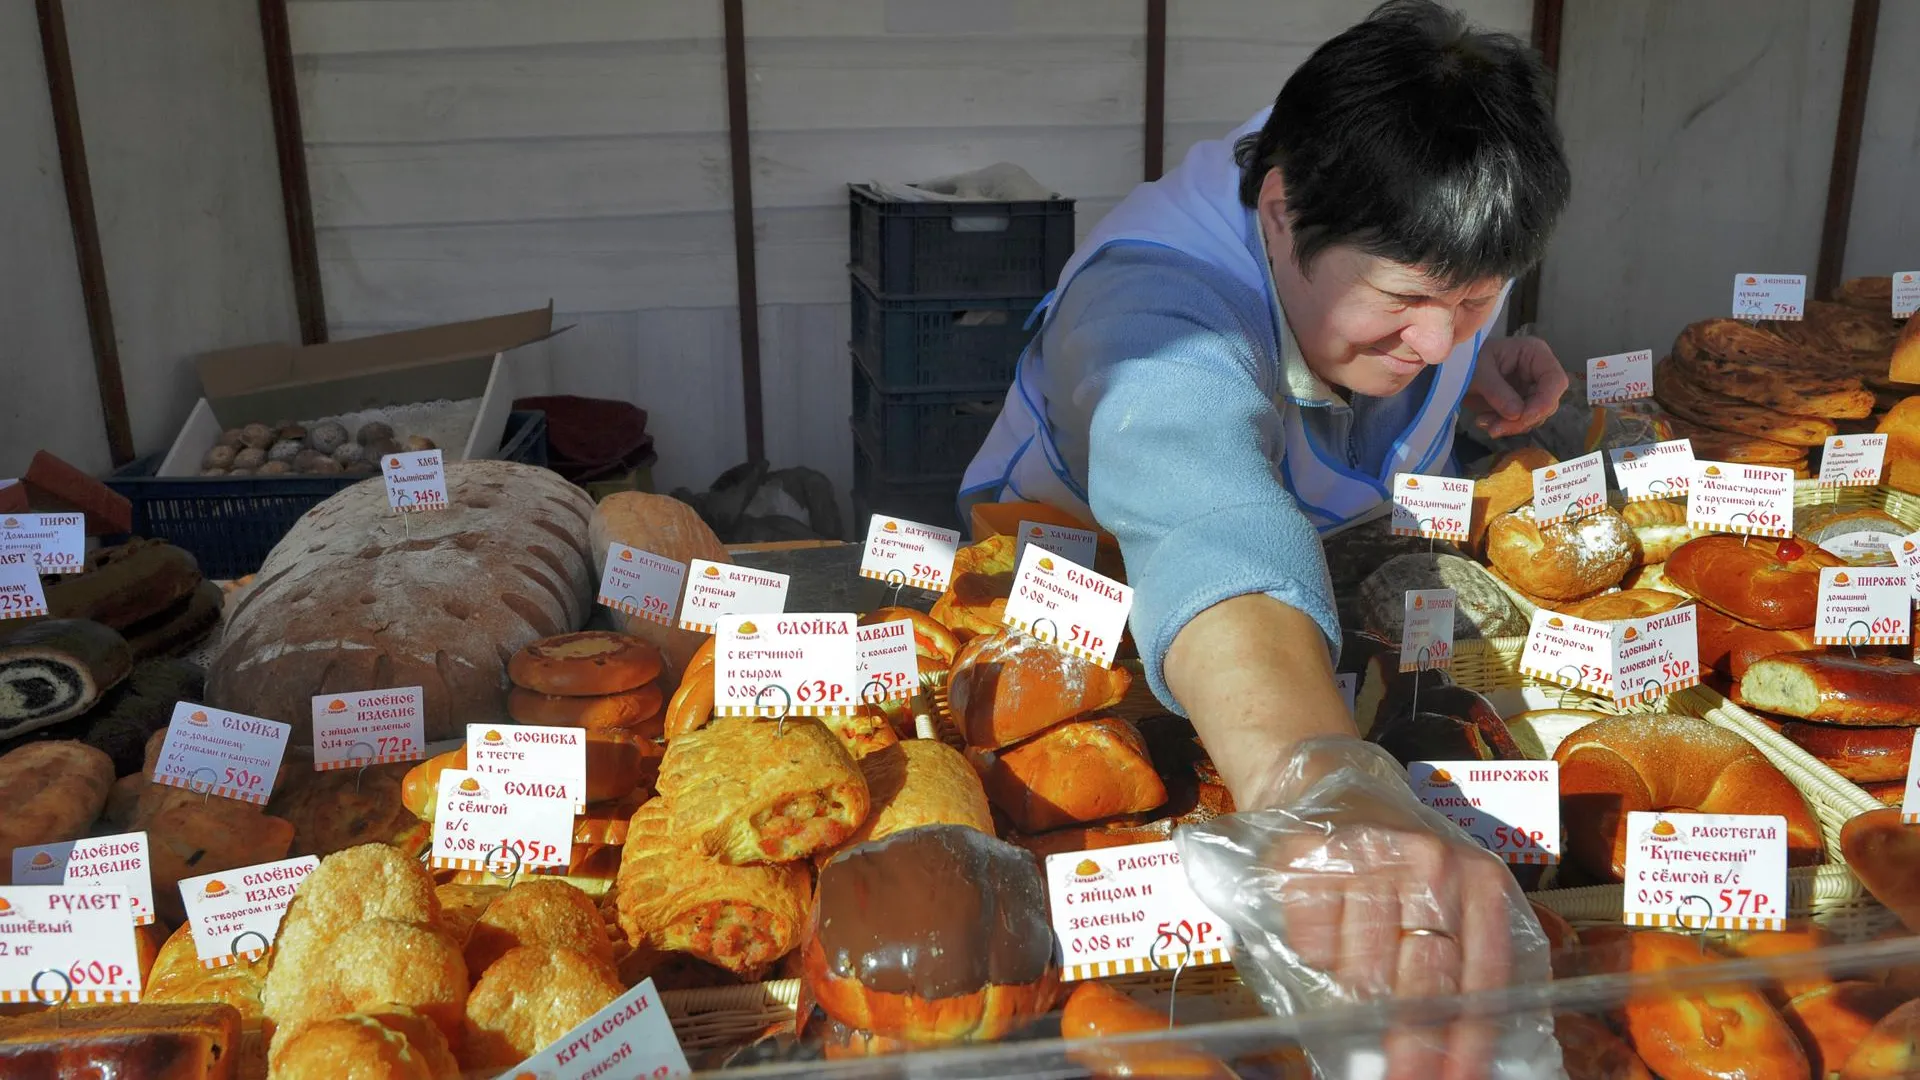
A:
206;461;595;741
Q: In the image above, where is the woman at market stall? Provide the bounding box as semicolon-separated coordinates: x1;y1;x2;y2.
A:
960;1;1572;1075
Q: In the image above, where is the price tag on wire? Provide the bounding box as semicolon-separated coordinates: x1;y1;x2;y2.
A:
0;886;145;1003
1001;544;1132;668
1585;350;1654;405
1687;462;1794;538
10;833;155;926
1622;811;1787;931
859;515;960;592
0;513;84;573
312;687;425;770
499;977;691;1080
1817;434;1888;488
153;704;290;806
1895;532;1920;606
1400;589;1455;672
1044;841;1234;981
598;543;686;626
679;560;790;633
180;856;317;968
382;449;448;512
1519;610;1614;695
1611;605;1701;705
1389;473;1473;542
0;551;47;620
1732;273;1806;321
1608;440;1695;503
1014;520;1099;573
854;619;920;703
430;769;574;875
713;613;858;718
1894;271;1919;320
1532;452;1608;525
468;724;589;812
1814;568;1911;646
1409;762;1560;864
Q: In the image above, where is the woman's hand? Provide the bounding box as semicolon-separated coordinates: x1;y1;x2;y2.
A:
1465;336;1569;438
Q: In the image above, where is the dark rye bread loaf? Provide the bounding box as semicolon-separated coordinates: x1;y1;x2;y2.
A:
206;461;595;741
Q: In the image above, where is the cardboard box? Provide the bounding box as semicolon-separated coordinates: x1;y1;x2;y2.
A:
157;305;561;476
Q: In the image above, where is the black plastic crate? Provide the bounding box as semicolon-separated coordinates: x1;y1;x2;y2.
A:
850;362;1004;482
853;437;961;534
107;409;548;580
850;277;1040;393
849;183;1074;300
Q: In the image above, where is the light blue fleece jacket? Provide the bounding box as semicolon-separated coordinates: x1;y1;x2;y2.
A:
1031;241;1442;712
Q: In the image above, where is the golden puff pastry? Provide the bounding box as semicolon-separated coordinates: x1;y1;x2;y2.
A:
655;716;869;865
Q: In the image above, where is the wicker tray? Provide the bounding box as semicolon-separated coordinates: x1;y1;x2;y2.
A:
1792;479;1920;527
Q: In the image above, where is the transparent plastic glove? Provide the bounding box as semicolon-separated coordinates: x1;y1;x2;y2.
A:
1174;737;1565;1080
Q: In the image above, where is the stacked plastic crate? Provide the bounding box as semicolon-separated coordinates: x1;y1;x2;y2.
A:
847;183;1075;531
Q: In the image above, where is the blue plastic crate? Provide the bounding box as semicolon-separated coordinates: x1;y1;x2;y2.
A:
106;409;548;579
849;183;1074;300
850;361;1004;483
852;435;962;534
850;276;1039;393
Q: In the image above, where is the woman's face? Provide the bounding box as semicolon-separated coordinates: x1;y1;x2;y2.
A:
1259;173;1505;398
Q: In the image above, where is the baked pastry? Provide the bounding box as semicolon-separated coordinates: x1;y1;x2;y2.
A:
1059;980;1236;1079
1841;997;1920;1078
663;661;714;740
267;759;417;858
140;795;297;926
590;491;732;680
947;630;1132;749
505;682;664;732
434;883;505;952
1841;809;1920;933
1653;356;1837;446
1484;506;1637;601
1554;714;1823;881
1796;505;1910;566
1659;414;1808;467
834;739;994;853
1468;446;1556;551
1892;311;1920;385
269;1003;459;1080
142;922;265;1026
464;879;613;976
1782;981;1906;1078
1663;535;1840;629
928;534;1017;640
1617;499;1697;565
1356;553;1526;640
400;732;654;820
40;538;201;631
508;630;662;696
1619;931;1808;1080
263;918;468;1053
613;797;811;979
1693;606;1819;679
1559;590;1684;623
1877;397;1920;496
1554;1013;1650;1080
120;580;224;660
262;843;443;1029
1738;652;1920;725
858;606;960;731
0;1003;243;1078
654;715;868;864
802;825;1061;1049
208;461;597;741
1671;321;1875;418
460;946;624;1072
1778;720;1912;782
1368;684;1526;766
974;714;1168;833
0;619;133;737
0;741;115;883
1836;275;1894;311
1002;716;1235;860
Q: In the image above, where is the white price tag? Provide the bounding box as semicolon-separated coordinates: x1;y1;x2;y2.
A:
1818;434;1888;488
381;449;448;512
1622;812;1787;930
714;613;858;717
467;724;589;812
1895;271;1919;320
1896;532;1920;605
179;856;317;968
598;543;686;626
1608;440;1696;503
1400;589;1455;672
1335;673;1357;716
854;619;919;703
1014;520;1099;572
1613;606;1701;705
1732;273;1806;321
312;687;425;770
1389;473;1473;542
1686;462;1794;537
1820;530;1907;564
500;977;690;1079
430;769;574;873
154;704;290;806
1519;610;1614;695
1044;842;1234;981
0;513;84;574
0;551;47;620
1814;567;1911;645
1002;545;1133;668
10;833;154;926
0;887;144;1002
1901;731;1920;824
1409;762;1560;864
1586;350;1654;405
1532;452;1609;525
679;560;789;633
859;515;960;592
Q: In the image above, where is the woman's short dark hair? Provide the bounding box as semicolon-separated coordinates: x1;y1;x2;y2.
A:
1234;0;1570;287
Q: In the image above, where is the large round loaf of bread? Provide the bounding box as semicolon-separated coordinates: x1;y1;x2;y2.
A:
207;461;594;741
588;492;730;684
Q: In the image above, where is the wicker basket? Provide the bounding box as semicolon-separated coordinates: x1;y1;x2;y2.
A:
1792;479;1920;526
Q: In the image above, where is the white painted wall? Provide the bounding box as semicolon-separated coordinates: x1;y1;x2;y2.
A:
1844;0;1920;283
0;0;110;477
